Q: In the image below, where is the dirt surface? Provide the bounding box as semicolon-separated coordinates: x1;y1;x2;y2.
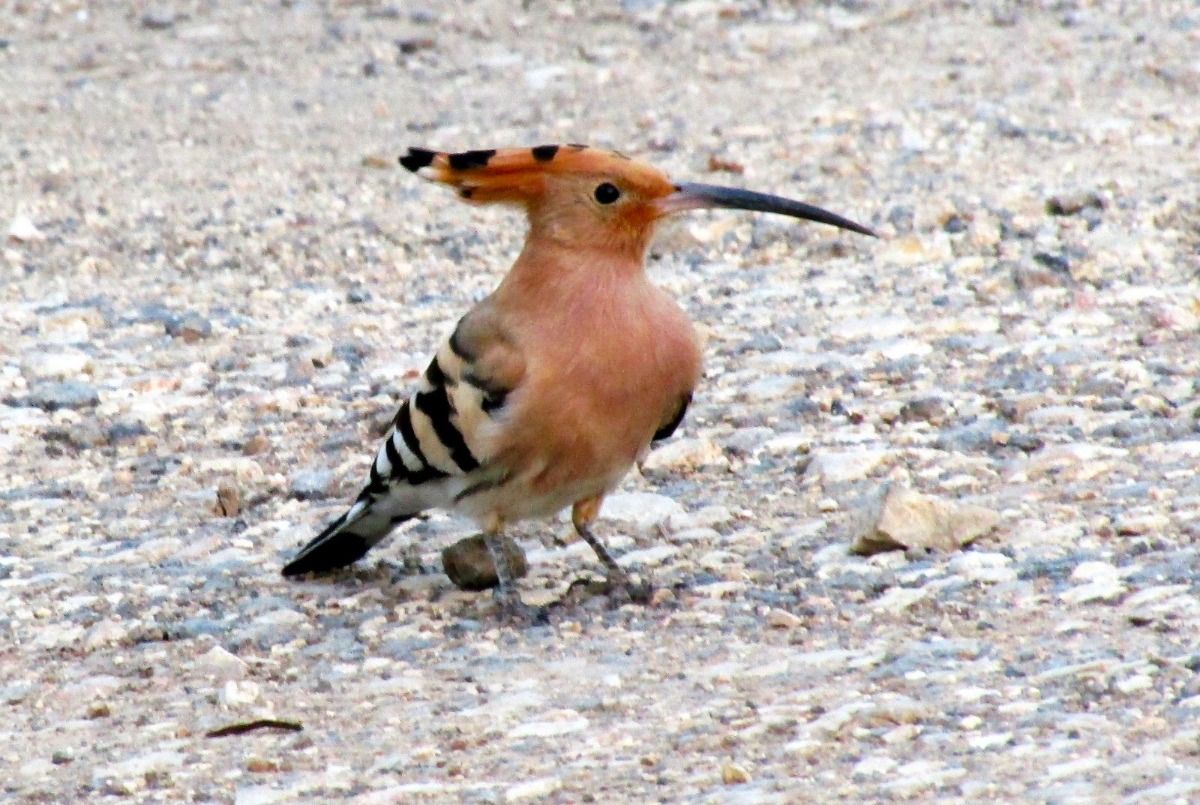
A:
3;1;1200;802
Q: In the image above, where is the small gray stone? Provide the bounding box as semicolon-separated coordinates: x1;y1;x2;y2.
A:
107;420;148;444
28;381;99;411
288;468;336;500
898;397;950;426
734;333;783;354
140;8;176;30
165;312;212;342
805;448;887;483
722;427;775;457
1046;188;1105;216
43;421;106;449
442;534;528;592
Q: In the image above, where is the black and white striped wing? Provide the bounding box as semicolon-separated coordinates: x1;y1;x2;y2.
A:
280;314;516;576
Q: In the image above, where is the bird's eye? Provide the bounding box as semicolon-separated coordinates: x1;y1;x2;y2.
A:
593;182;621;205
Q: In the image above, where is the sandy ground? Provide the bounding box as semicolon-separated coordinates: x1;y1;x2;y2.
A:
2;1;1200;802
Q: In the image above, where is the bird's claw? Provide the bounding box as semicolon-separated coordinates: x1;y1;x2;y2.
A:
493;588;549;626
603;575;653;607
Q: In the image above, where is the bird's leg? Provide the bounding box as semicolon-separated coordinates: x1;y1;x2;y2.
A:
481;517;545;625
572;497;651;605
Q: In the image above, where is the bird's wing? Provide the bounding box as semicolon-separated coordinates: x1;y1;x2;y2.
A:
652;392;692;443
280;301;525;576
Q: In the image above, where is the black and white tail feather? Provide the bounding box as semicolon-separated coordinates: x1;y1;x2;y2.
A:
281;330;503;576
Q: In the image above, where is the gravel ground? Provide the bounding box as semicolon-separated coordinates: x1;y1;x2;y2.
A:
3;1;1200;802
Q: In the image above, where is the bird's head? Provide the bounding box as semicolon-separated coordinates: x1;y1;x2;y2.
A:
400;144;875;257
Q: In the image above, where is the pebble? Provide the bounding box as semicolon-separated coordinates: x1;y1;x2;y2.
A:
7;214;45;242
83;619;131;650
508;712;588;738
166;312;213;342
765;608;804;629
27;381;99;411
852;756;898;778
1046;188;1105;216
140;8;177;30
19;349;93;381
641;437;728;476
505;777;562;800
616;544;679;568
220;679;261;708
599;492;684;533
92;751;184;793
851;484;1000;555
196;645;248;680
1114;512;1170;535
722;763;753;785
288;468;337;500
805;448;888;483
872;586;928;613
441;533;528;591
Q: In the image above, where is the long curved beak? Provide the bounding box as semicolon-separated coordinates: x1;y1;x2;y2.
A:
655;182;876;238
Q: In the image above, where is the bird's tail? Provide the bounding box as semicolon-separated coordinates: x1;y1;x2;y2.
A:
280;497;412;577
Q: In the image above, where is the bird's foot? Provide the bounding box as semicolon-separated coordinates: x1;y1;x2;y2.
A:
492;586;549;626
602;574;653;607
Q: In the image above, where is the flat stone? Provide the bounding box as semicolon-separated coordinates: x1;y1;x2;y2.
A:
288;468;336;500
851;484;1000;555
196;645;248;680
27;381;99;411
641;437;728;476
20;349;93;381
600;492;684;533
8;214;44;242
505;777;562;800
806;448;888;483
166;312;213;342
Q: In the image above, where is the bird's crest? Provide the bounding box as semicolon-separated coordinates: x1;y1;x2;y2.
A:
398;144;671;204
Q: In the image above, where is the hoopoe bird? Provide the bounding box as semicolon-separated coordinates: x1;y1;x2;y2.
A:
282;144;875;618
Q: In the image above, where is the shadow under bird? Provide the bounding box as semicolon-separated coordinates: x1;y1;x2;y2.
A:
282;144;875;619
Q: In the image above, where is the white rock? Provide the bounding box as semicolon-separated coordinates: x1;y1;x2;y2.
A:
83;619;131;650
766;609;804;629
832;314;914;341
1115;674;1153;695
253;608;306;627
803;701;873;736
93;751;184;789
641;438;727;475
220;679;261;708
806;448;887;483
968;732;1013;750
883;761;967;796
1045;757;1105;781
505;777;562;800
664;505;734;534
1059;578;1125;604
1069;561;1120;583
20;349;93;381
872;586;928;613
947;552;1016;584
8;214;45;242
197;645;248;680
508;712;588;738
852;755;898;778
600;492;683;534
762;431;811;454
616;545;679;568
1114;512;1170;536
234;786;287;805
